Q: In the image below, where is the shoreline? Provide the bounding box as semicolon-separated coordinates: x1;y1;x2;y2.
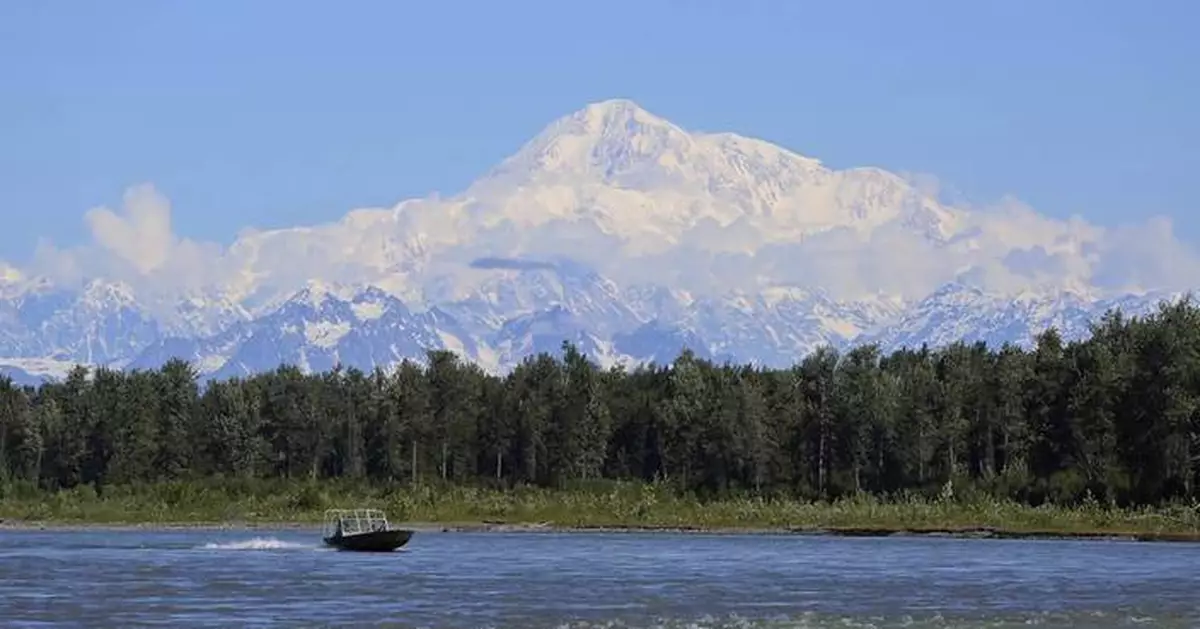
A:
3;518;1197;543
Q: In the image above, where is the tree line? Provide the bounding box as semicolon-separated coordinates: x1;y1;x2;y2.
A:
1;298;1199;508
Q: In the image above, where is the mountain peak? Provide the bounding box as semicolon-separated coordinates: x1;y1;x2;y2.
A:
292;279;354;309
559;98;684;147
484;99;690;183
568;98;672;133
80;278;138;307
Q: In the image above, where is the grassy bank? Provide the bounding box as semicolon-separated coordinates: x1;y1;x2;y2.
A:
2;480;1199;541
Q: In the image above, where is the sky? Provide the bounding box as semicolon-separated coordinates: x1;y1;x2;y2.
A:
1;0;1197;263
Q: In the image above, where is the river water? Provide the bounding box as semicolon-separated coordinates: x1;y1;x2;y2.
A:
0;528;1197;628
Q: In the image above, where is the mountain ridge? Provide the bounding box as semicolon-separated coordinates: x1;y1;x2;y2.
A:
0;99;1193;383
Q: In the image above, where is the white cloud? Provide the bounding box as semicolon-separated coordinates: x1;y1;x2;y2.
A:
31;237;88;286
84;184;175;275
964;198;1100;254
754;224;962;300
28;184;226;293
1089;216;1200;293
9;151;1198;315
576;193;1199;303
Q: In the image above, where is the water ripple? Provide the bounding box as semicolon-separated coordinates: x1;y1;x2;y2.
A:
0;530;1198;627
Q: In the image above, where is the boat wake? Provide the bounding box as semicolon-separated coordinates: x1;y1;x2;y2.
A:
200;537;315;551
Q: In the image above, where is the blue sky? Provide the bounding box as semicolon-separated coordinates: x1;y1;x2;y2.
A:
1;0;1196;262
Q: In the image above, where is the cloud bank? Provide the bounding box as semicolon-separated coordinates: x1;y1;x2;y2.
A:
30;184;228;295
13;168;1199;311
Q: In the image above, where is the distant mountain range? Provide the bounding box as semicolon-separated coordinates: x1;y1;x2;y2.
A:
0;99;1189;385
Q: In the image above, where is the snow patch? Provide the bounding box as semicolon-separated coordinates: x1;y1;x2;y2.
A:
196;354;229;374
760;286;811;306
0;358;80;381
304;321;351;349
351;301;386;321
436;330;466;356
814;315;862;339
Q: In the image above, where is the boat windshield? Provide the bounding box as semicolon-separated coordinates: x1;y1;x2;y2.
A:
322;508;389;537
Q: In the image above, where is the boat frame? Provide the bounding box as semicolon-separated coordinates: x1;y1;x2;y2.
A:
322;508;391;538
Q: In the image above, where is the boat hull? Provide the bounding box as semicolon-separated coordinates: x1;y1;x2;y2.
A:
323;529;414;552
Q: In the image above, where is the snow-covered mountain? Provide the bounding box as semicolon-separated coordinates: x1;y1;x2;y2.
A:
0;279;160;367
0;99;1192;382
861;283;1181;352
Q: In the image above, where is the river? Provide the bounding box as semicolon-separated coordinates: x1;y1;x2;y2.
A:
1;527;1197;627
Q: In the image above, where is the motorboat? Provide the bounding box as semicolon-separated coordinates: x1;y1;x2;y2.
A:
321;508;413;552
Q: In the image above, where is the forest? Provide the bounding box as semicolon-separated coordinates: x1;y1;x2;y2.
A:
1;297;1199;511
